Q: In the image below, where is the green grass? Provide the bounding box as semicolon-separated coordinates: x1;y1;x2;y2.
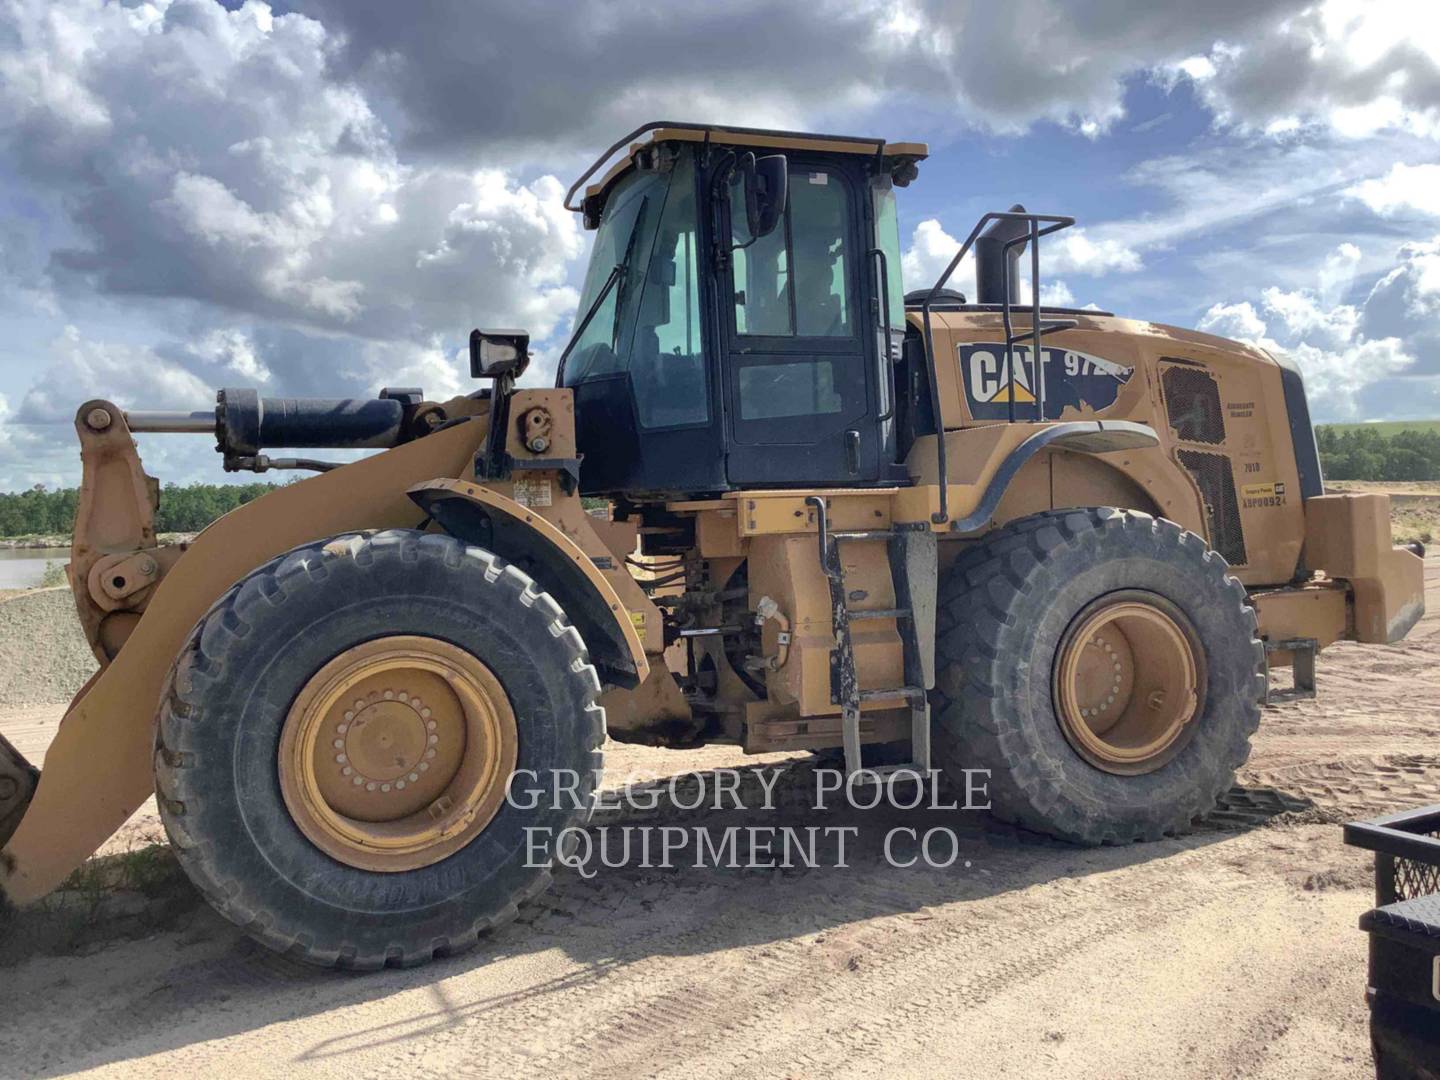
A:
1319;419;1440;436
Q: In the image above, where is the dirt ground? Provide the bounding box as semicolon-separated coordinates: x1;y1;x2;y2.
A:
2;560;1439;1078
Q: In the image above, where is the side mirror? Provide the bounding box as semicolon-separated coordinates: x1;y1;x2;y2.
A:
469;329;530;379
739;153;788;240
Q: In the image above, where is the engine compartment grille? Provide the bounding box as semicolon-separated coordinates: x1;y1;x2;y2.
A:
1163;366;1226;445
1177;449;1247;566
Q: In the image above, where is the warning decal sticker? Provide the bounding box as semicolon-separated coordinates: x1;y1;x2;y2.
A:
512;477;553;508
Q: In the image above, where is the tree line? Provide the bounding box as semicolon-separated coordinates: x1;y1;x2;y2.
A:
0;482;276;537
1316;426;1440;482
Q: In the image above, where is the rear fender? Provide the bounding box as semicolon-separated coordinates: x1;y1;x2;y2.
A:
944;421;1175;533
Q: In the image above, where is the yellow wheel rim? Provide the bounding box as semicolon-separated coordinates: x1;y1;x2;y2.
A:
278;635;517;872
1053;593;1205;776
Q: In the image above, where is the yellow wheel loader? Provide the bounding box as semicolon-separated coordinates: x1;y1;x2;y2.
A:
0;122;1425;968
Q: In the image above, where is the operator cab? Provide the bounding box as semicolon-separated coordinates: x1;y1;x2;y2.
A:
556;123;927;497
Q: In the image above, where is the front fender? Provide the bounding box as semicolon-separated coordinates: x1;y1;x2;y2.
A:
408;479;648;690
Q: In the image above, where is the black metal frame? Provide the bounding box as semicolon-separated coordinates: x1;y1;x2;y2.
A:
1346;804;1440;905
916;210;1076;524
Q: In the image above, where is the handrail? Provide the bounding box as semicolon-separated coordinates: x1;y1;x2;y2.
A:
917;210;1076;525
868;247;897;423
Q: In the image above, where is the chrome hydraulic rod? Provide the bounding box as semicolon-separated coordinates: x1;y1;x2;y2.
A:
123;409;216;433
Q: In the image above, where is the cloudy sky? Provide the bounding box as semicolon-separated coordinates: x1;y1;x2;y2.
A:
2;0;1440;490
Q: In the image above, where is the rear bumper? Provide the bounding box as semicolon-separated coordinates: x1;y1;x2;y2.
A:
1304;493;1425;644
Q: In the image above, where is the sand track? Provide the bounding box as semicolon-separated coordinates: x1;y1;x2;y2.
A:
1;559;1437;1078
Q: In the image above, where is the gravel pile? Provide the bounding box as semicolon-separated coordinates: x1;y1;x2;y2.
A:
0;587;99;707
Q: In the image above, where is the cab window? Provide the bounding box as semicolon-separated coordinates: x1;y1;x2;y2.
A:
731;167;853;339
871;177;905;327
631;155;707;428
562;170;662;382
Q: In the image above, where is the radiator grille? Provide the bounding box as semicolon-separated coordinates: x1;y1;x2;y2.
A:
1163;366;1226;445
1178;449;1247;566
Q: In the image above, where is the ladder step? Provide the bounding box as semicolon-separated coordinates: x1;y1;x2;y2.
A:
847;607;911;621
858;685;927;703
831;529;898;543
850;763;931;780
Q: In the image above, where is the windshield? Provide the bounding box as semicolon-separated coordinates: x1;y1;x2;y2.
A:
558;169;664;384
559;151;708;429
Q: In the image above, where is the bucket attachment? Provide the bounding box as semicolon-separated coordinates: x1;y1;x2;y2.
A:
0;733;38;849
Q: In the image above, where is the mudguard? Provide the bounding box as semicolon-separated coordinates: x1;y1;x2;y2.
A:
408;478;648;689
948;420;1162;533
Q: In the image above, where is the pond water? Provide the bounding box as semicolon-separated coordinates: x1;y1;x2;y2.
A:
0;547;71;589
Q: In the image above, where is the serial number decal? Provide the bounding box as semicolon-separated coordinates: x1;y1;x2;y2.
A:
512;477;553;508
1241;481;1287;508
957;343;1132;421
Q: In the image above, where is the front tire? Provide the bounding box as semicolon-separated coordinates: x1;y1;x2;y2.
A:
155;530;604;968
931;508;1264;844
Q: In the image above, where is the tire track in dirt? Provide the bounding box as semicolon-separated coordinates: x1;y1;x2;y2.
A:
634;846;1270;1079
470;744;1422;1077
458;831;1265;1079
1243;754;1440;817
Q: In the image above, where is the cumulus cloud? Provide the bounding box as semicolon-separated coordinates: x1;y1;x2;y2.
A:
297;0;1314;147
901;219;972;295
1196;301;1268;342
1199;243;1417;417
3;0;1440;488
1173;0;1440;139
1047;230;1144;275
0;0;582;347
17;325;213;423
1347;162;1440;218
902;218;1136;304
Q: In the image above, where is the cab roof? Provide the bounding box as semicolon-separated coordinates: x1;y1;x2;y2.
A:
565;121;929;226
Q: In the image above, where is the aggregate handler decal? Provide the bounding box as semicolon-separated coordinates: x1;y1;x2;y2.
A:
958;343;1132;421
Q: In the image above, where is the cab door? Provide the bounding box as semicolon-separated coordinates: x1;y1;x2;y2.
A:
719;159;878;486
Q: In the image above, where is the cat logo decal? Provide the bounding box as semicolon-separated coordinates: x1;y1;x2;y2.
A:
958;343;1133;421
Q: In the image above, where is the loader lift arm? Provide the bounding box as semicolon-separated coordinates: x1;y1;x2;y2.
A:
0;403;488;904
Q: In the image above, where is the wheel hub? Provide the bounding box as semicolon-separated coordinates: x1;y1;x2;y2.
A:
1053;592;1205;776
279;635;518;871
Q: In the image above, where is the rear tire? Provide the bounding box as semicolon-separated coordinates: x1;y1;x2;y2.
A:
930;508;1264;844
154;530;604;968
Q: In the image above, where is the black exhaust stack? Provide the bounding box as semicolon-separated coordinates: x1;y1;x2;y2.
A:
974;203;1030;305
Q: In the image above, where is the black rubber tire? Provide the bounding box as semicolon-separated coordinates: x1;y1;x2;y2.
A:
930;507;1264;845
154;529;604;969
